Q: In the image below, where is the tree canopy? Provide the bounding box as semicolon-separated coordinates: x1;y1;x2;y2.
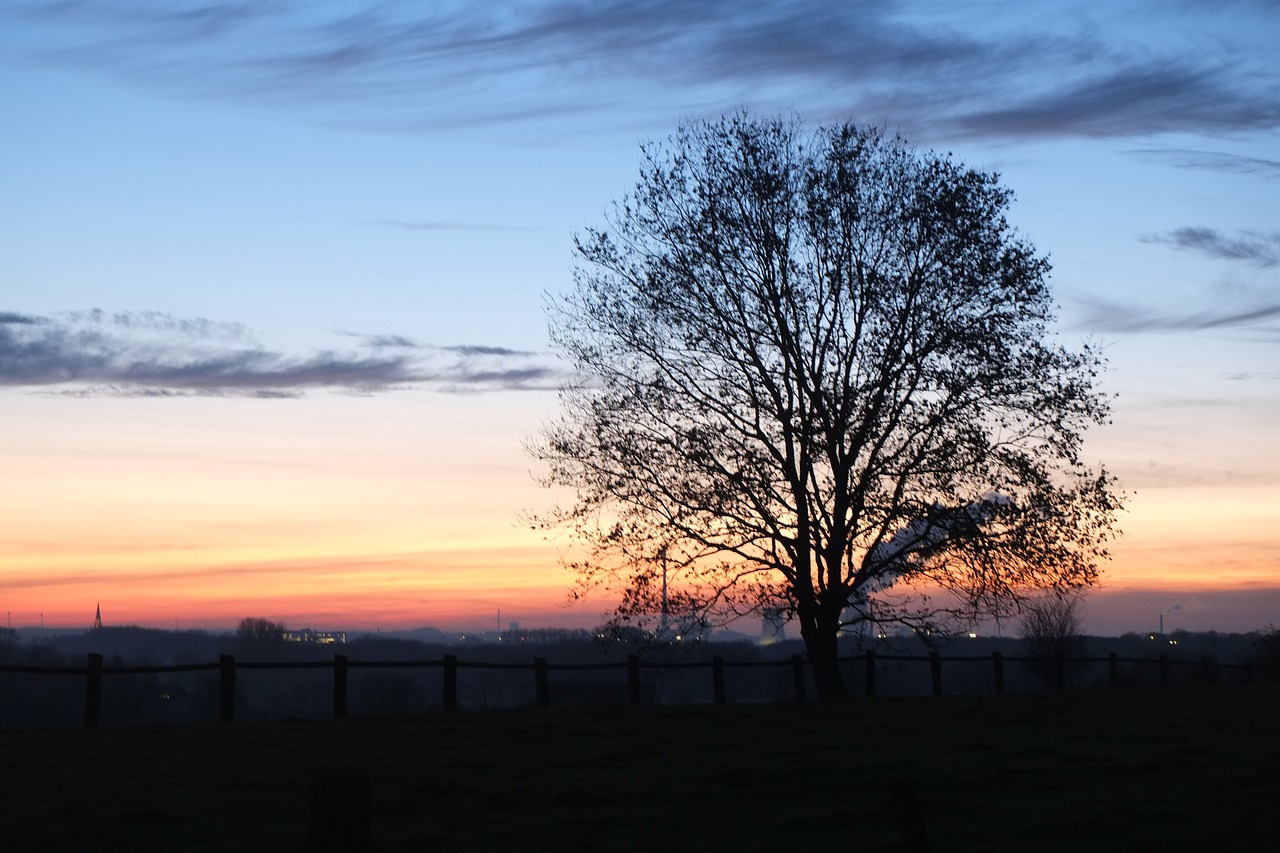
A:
531;114;1122;697
235;616;287;647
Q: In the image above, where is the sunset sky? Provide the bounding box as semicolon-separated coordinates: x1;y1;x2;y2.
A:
2;1;1277;636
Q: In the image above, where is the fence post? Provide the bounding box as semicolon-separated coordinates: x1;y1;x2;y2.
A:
333;654;348;719
308;770;371;853
442;654;457;711
991;651;1005;695
1200;656;1216;684
534;657;550;709
1158;654;1170;687
891;776;932;853
1109;652;1120;688
929;651;942;697
712;656;726;704
792;654;806;703
219;654;236;723
84;653;103;729
627;654;642;706
864;649;877;699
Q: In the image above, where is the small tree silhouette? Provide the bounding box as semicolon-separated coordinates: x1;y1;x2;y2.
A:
1254;625;1280;683
235;617;287;648
1018;597;1085;689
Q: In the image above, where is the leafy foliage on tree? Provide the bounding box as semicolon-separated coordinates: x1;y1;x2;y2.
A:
532;113;1122;696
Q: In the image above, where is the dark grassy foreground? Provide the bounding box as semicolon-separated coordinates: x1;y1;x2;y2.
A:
2;686;1276;852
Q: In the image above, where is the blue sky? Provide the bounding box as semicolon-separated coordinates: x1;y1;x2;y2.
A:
1;1;1277;634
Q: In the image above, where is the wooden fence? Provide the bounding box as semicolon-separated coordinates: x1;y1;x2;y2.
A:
0;648;1257;730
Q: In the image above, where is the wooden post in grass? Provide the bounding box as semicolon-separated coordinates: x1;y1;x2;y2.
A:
929;652;942;697
712;656;726;704
1200;656;1216;684
218;654;236;722
991;651;1005;695
442;654;458;711
864;649;877;698
83;653;103;729
333;654;348;719
891;776;932;853
308;770;371;853
534;657;550;708
627;654;642;706
792;654;806;702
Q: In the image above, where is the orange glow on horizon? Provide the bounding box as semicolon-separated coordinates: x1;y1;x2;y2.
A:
3;394;1277;636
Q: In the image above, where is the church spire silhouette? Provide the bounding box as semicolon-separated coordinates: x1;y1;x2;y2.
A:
93;602;102;630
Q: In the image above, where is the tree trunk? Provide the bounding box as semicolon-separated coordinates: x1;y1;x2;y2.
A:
799;607;849;698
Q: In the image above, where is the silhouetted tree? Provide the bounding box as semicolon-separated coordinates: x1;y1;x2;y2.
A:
1017;596;1086;687
235;617;287;647
532;113;1121;697
1254;625;1280;683
0;627;18;663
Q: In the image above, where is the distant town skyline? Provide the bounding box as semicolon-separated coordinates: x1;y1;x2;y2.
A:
3;2;1277;637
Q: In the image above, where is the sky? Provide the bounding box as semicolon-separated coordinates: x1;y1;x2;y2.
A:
2;0;1277;637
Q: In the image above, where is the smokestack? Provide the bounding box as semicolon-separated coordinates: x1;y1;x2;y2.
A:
1159;614;1164;635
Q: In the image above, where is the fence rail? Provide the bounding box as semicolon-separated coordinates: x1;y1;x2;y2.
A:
0;649;1257;730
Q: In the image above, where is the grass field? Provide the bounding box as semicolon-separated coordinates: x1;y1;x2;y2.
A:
1;685;1275;851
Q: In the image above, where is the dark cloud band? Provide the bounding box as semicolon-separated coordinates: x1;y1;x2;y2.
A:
0;310;561;396
1141;227;1280;268
4;1;1276;142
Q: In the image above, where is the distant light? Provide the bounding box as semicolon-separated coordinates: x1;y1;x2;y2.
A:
968;632;978;639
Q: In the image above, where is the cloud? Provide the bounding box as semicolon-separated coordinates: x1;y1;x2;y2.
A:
1224;371;1280;382
1124;148;1280;178
953;64;1280;139
443;344;536;357
0;310;562;395
1071;295;1280;337
1140;227;1280;267
5;1;1276;142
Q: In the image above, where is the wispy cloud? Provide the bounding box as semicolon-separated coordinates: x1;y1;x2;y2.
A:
1124;148;1280;178
953;64;1280;139
0;310;562;396
1141;227;1280;267
1072;295;1280;337
4;1;1276;142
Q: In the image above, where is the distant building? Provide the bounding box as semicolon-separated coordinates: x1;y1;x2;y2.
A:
93;603;102;630
281;628;347;645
